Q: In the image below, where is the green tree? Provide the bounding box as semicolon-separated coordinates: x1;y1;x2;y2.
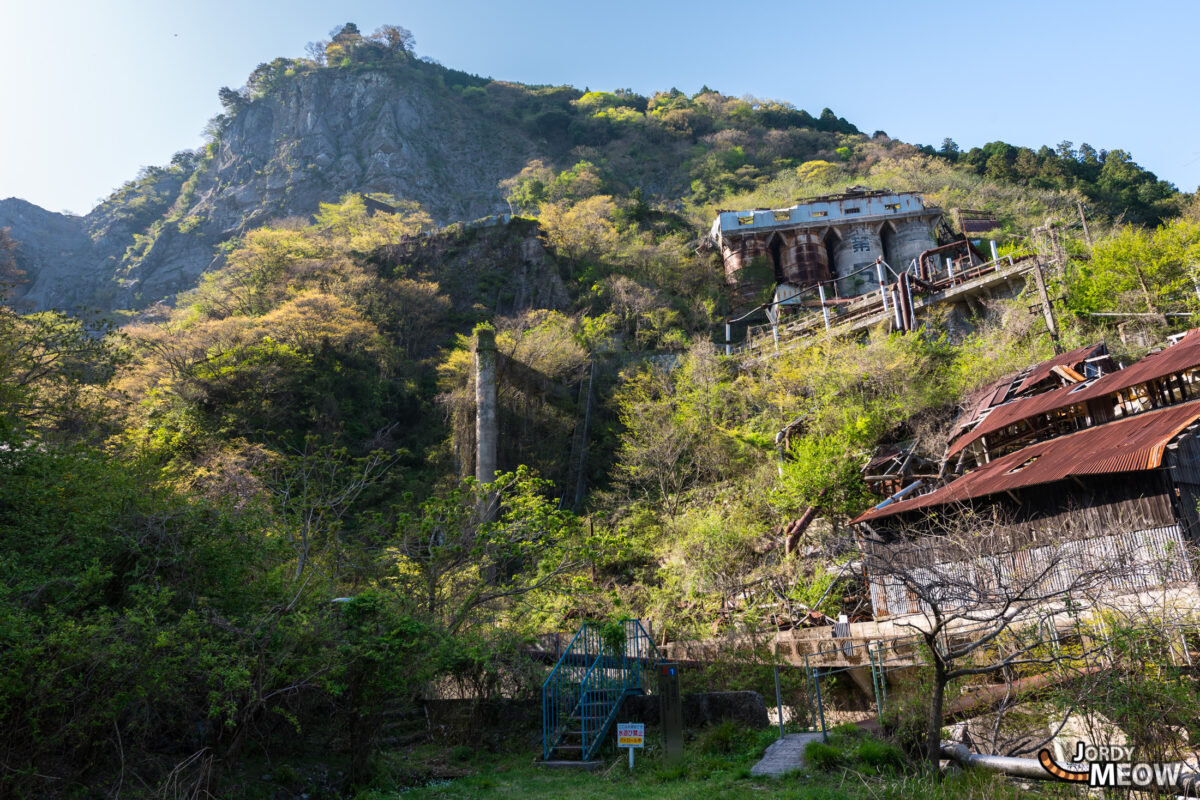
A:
0;309;121;441
1068;218;1200;315
389;467;583;633
265;435;391;580
613;344;743;515
368;24;415;56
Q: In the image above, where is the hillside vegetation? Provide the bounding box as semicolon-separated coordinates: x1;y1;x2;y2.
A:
1;23;1199;798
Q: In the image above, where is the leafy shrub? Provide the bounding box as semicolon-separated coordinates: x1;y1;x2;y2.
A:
805;725;908;774
855;738;905;771
880;663;934;759
695;720;741;755
804;740;843;770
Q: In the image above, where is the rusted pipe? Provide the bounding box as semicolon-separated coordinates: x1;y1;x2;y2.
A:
916;240;973;280
897;273;913;332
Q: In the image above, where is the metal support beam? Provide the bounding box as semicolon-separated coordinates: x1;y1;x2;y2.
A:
811;668;828;742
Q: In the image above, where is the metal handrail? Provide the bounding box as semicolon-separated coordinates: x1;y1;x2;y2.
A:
541;621;601;761
542;619;660;761
733;252;1033;354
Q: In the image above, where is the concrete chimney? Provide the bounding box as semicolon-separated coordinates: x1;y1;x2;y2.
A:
474;326;498;484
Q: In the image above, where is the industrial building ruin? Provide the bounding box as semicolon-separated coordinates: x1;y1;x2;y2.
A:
707;187;1033;352
710;188;946;306
853;330;1200;619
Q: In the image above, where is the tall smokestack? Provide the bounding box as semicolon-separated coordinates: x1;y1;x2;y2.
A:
474;326;498;485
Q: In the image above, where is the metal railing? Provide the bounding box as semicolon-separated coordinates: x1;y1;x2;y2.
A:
731;250;1033;356
541;619;659;761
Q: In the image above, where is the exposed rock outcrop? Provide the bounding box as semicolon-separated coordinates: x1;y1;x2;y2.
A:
2;65;544;313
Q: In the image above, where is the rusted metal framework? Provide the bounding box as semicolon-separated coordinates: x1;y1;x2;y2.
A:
728;250;1035;359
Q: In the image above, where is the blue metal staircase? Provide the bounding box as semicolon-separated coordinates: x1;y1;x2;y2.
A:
541;619;659;762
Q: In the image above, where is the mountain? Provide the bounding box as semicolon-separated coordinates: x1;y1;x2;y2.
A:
3;63;547;312
0;27;1182;315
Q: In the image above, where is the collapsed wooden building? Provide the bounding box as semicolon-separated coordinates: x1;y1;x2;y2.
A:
854;330;1200;620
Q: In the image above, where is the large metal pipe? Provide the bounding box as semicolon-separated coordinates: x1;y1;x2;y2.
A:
940;742;1063;781
897;273;914;332
917;240;974;281
475;326;498;484
872;480;923;511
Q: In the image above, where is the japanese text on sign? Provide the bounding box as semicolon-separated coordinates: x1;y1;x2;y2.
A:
617;723;644;748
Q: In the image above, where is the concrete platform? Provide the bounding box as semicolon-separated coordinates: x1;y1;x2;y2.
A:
538;760;605;770
749;732;825;776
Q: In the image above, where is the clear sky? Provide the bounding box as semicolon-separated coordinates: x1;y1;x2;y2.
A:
2;0;1197;215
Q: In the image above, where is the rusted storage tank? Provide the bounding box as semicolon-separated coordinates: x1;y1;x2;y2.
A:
722;235;769;305
885;219;937;274
831;224;883;297
781;230;832;288
721;236;765;283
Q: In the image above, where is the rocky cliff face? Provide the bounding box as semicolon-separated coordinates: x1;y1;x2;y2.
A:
0;199;93;311
2;65;544;313
374;217;570;316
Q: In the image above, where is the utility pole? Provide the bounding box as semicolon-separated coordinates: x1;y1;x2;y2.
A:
1076;201;1093;247
1049;226;1067;273
1033;217;1067;274
1031;258;1062;354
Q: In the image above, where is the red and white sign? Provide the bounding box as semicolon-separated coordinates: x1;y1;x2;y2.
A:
617;723;644;748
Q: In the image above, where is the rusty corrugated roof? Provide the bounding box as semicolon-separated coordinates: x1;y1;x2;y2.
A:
948;343;1106;442
946;330;1200;457
1012;342;1107;395
855;398;1200;524
951;378;1011;438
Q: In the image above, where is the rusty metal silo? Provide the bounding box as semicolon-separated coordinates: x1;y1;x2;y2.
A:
782;230;832;288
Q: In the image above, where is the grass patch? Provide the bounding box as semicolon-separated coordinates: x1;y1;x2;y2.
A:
393;725;1078;799
804;724;906;776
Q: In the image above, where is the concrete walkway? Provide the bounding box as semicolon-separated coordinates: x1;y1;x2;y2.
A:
749;732;824;776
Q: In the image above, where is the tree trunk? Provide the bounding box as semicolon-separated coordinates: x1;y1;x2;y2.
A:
926;653;947;773
1134;264;1158;314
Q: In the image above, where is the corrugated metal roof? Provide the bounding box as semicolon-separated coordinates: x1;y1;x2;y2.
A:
1012;342;1107;395
946;330;1200;457
855;399;1200;524
948;343;1106;442
951;378;1010;438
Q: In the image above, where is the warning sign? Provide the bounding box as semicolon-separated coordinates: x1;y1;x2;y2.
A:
617;723;644;748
